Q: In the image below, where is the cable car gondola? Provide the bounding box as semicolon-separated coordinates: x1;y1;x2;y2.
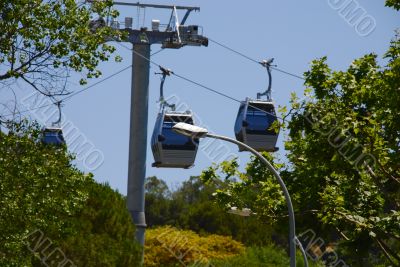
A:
151;67;199;168
234;98;278;152
152;110;199;168
42;126;65;145
42;101;66;146
234;58;279;152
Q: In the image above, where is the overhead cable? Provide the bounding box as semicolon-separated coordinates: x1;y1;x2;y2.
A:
2;64;132;118
208;37;305;80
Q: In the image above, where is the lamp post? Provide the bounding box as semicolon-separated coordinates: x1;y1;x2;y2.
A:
172;122;308;267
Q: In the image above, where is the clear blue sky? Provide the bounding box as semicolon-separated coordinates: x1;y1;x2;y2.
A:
7;1;400;194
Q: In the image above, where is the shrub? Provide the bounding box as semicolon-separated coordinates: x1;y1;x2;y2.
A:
211;246;324;267
145;226;245;267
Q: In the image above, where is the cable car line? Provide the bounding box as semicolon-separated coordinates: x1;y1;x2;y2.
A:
62;64;132;102
119;36;305;81
2;36;302;120
107;42;244;105
128;47;284;121
2;46;283;123
3;40;163;118
171;70;284;121
2;37;284;154
151;48;165;57
270;66;305;81
4;38;291;122
116;42;160;68
1;64;132;118
1;102;54;119
171;72;240;103
208;37;260;65
208;37;305;80
115;41;165;57
127;46;276;117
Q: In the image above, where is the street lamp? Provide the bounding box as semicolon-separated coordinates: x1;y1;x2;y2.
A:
228;207;252;217
172;122;308;267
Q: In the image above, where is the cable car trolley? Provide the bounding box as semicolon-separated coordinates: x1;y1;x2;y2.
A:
42;101;66;146
151;67;199;168
234;58;279;152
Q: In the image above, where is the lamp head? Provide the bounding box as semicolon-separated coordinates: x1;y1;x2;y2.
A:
172;122;208;138
227;207;252;217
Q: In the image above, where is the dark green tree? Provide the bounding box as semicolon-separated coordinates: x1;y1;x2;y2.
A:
0;121;141;266
62;181;141;266
0;121;90;265
145;176;172;227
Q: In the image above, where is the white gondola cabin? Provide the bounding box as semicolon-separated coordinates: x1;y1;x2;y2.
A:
234;98;279;152
151;110;199;168
41;101;65;146
42;126;65;146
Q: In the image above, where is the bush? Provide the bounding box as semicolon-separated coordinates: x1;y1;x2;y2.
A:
211;246;288;267
211;246;323;267
145;226;245;266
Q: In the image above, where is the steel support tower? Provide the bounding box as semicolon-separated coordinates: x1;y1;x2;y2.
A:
90;1;208;257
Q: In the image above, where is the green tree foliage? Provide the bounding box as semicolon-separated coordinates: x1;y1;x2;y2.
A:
386;0;400;10
0;121;141;266
0;0;121;96
201;31;400;266
201;155;287;225
284;32;400;265
200;156;296;253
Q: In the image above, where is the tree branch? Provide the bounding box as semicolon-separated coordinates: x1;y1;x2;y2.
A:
376;237;400;266
377;160;400;184
375;238;398;266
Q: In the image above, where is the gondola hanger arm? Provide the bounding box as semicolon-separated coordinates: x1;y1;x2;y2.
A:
156;66;173;76
155;66;175;110
257;58;276;101
259;58;276;68
52;100;63;127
